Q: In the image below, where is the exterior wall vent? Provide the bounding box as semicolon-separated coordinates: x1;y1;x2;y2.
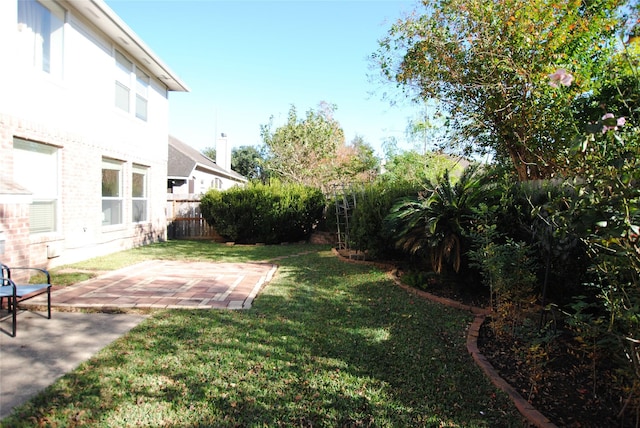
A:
47;242;63;259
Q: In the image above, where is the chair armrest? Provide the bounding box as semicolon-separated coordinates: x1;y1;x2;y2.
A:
5;267;51;284
0;278;17;296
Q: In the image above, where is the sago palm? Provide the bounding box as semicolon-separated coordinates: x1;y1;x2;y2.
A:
386;164;495;273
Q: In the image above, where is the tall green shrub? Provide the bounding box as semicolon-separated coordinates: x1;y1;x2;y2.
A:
200;182;325;244
495;177;589;307
563;122;640;417
347;181;420;260
468;203;538;321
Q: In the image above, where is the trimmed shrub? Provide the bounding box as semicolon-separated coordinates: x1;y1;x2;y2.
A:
200;181;325;244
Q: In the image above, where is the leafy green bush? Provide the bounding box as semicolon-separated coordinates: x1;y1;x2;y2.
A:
400;270;438;290
562;122;640;415
347;180;420;260
200;181;325;244
494;177;590;307
468;206;538;331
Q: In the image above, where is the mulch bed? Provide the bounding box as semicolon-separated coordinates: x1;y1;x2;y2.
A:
422;278;633;428
476;320;627;427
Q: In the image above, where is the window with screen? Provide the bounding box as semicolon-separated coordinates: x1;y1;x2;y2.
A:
13;138;59;234
135;69;149;120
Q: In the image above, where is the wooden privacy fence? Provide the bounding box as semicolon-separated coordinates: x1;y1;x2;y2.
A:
166;195;223;241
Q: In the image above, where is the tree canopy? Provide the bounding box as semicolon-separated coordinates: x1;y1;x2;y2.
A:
261;102;344;189
201;147;216;161
373;0;625;180
380;149;468;186
231;145;267;181
260;102;379;190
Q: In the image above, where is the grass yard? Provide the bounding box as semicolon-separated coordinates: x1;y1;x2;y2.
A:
4;241;525;427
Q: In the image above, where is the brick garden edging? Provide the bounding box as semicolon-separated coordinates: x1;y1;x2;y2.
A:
465;315;557;428
332;248;558;428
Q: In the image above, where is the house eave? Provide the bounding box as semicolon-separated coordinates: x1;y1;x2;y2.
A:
194;163;248;182
64;0;190;92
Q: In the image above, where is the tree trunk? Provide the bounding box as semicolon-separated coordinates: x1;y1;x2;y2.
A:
507;145;548;181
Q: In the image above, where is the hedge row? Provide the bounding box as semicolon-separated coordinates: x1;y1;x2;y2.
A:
200;181;325;245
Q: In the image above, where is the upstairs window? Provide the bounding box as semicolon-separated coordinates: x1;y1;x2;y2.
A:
115;50;149;121
132;165;148;222
17;0;65;78
135;69;149;120
102;158;123;226
115;50;132;113
13;138;59;234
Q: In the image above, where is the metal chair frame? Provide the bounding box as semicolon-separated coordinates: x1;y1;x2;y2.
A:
0;263;51;337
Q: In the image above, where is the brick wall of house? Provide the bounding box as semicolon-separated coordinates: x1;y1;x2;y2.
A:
0;113;168;270
0;202;30;267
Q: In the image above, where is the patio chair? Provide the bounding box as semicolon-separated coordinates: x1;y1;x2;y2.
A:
0;263;51;337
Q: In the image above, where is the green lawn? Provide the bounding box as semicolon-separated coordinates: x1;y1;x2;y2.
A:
4;241;525;427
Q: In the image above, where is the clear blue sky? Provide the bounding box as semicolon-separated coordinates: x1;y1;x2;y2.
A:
105;0;419;157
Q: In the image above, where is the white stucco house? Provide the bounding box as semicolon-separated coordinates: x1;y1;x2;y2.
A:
0;0;189;268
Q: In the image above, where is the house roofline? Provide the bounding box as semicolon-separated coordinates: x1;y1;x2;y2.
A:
65;0;190;92
168;165;247;183
168;136;248;182
193;163;249;182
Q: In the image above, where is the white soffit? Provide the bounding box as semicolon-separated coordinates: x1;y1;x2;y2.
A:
64;0;190;92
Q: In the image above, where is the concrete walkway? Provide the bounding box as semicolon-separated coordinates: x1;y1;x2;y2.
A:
0;260;278;420
0;312;146;419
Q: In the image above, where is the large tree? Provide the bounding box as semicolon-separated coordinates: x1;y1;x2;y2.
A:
231;145;267;181
260;102;344;189
260;102;379;190
334;135;380;183
373;0;624;181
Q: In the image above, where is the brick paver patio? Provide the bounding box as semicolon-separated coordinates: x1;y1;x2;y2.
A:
21;260;278;311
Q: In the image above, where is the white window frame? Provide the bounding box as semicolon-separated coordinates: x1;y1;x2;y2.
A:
17;0;65;78
135;69;149;121
115;50;132;113
13;138;59;234
131;164;148;223
102;158;123;227
115;50;149;121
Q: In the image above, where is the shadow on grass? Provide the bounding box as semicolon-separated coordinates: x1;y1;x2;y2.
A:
4;245;526;427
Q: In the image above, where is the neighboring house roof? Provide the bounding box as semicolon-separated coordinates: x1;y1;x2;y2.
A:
168;136;247;182
66;0;189;92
